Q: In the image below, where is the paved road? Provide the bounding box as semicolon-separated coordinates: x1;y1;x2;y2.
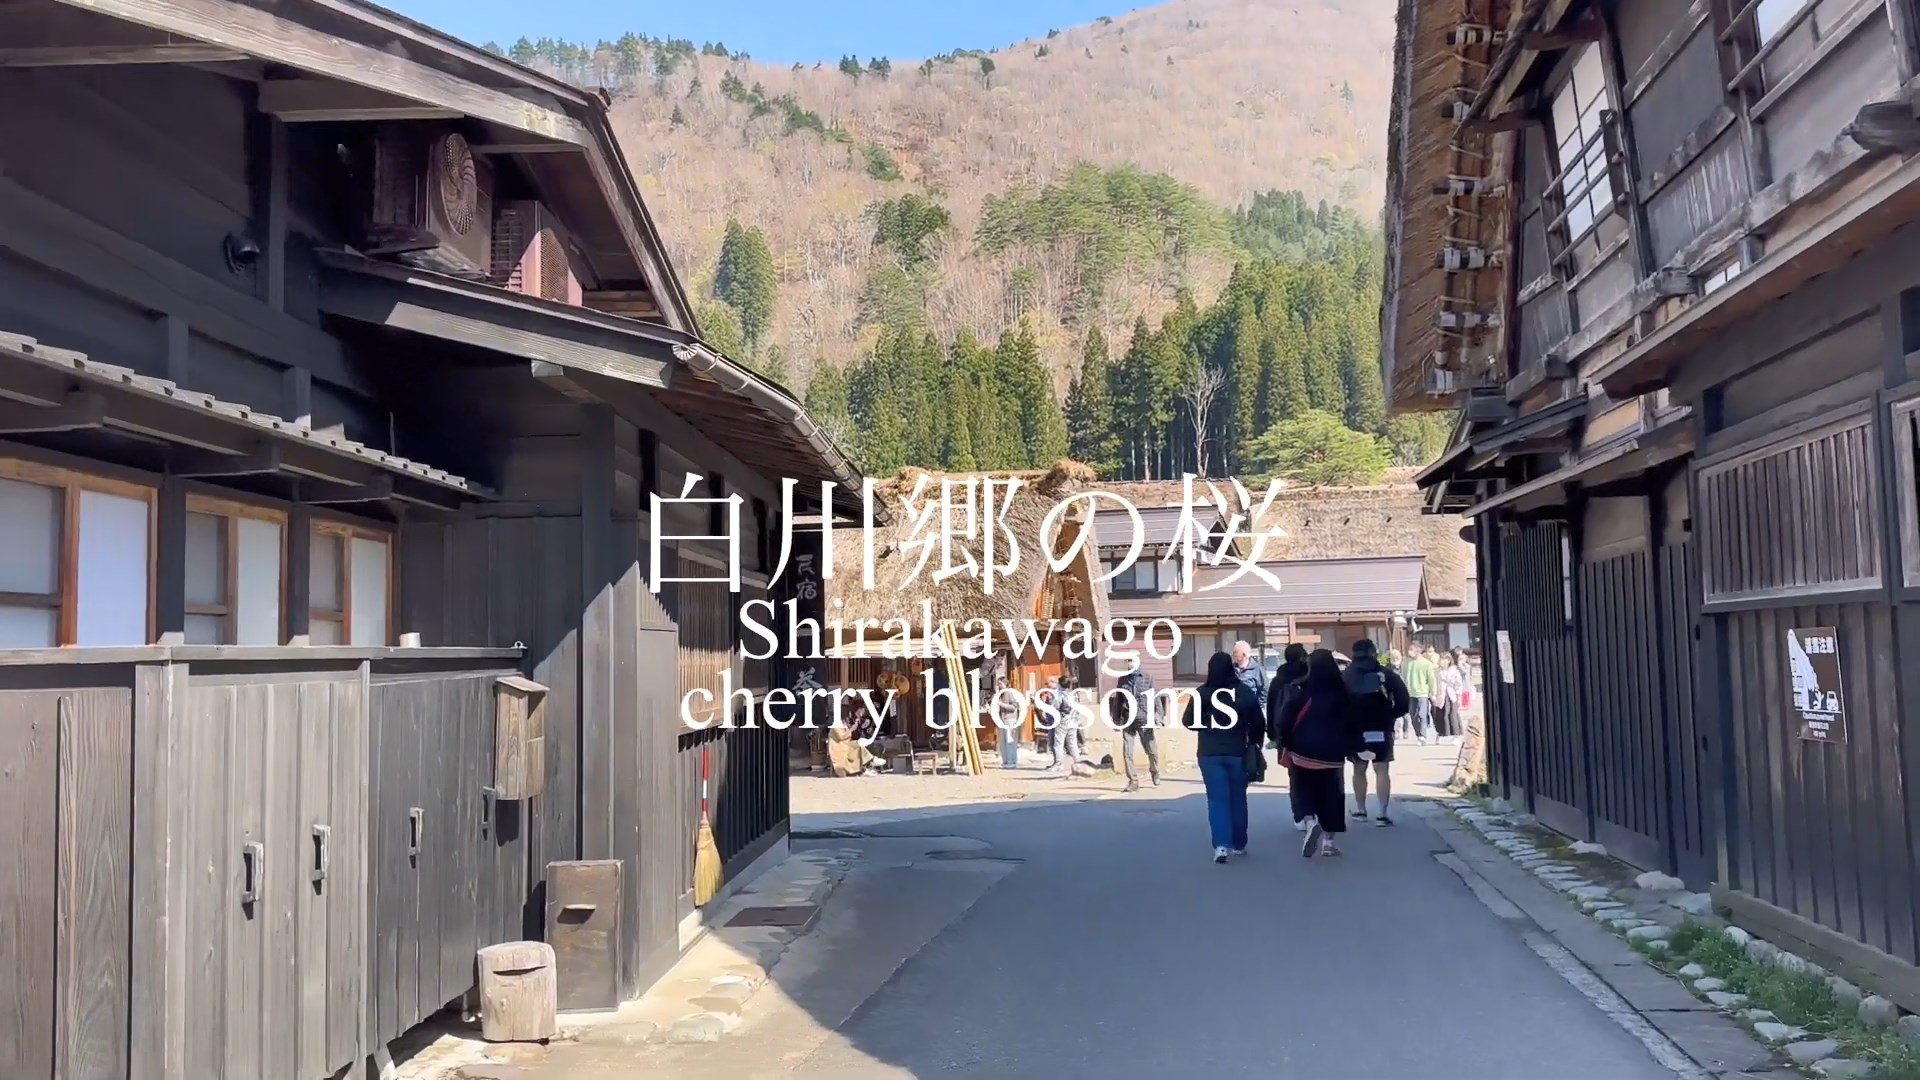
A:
796;778;1677;1079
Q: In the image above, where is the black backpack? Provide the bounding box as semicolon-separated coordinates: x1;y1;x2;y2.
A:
1345;660;1395;731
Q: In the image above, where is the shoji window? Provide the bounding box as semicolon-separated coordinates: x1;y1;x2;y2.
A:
310;521;392;646
1548;46;1616;242
0;460;153;647
184;496;286;645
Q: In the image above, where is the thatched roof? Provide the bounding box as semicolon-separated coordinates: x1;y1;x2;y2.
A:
1379;0;1517;414
829;461;1106;626
1091;472;1476;609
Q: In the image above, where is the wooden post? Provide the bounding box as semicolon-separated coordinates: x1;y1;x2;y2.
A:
475;942;557;1042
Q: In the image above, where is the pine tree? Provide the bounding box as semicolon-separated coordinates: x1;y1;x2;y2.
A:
1341;303;1386;434
1304;321;1348;418
670;104;687;126
1264;313;1310;425
1065;326;1119;476
713;220;777;348
995;321;1067;467
1223;302;1262;472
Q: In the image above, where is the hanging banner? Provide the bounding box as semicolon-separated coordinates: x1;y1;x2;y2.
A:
1787;626;1846;743
1495;630;1515;685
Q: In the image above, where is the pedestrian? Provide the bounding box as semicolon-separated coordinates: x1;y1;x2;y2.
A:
1275;649;1359;857
1345;638;1411;826
1402;643;1438;744
1434;651;1467;741
1265;643;1312;829
994;676;1024;768
1186;651;1264;863
1041;676;1083;774
1111;666;1162;790
1231;639;1266;701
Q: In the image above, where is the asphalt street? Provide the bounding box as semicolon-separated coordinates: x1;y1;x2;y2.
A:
795;778;1679;1079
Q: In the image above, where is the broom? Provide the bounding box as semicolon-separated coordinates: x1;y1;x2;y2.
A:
693;743;722;906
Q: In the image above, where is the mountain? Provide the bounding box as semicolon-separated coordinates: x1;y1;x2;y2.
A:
504;0;1393;397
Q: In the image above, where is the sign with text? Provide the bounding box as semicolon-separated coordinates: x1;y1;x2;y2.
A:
1495;630;1515;685
1787;626;1846;743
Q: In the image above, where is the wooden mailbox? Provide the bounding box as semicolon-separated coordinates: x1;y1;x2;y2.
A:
495;675;549;800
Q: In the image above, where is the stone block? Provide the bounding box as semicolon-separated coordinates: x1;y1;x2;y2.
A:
1706;991;1749;1008
1896;1013;1920;1047
1859;995;1900;1028
1724;926;1751;947
1570;841;1608;855
1784;1039;1840;1065
1626;924;1671;941
1692;977;1727;992
1813;1060;1875;1079
1668;892;1715;916
1636;870;1686;891
1751;1022;1805;1044
1678;963;1706;978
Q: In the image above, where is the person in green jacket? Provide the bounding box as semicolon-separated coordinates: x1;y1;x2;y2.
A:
1402;643;1439;745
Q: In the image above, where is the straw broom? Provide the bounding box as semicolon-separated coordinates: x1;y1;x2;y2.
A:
693;742;722;905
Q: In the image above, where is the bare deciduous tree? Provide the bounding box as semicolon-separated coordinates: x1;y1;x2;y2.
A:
1178;365;1226;477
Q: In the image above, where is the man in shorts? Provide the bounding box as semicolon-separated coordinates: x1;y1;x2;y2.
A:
1344;639;1411;826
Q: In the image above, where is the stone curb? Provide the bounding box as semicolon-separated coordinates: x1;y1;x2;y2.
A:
1446;798;1917;1077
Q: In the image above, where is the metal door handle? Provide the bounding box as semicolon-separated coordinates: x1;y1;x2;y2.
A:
241;841;264;905
312;824;331;884
408;807;424;859
480;786;496;838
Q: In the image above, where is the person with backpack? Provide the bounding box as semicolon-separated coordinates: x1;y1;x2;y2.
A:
1265;643;1312;829
1111;666;1162;791
1186;651;1265;863
1275;649;1360;857
1345;638;1412;826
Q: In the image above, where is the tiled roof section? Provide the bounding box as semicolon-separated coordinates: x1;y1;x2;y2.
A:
0;330;489;496
1108;556;1430;621
1091;504;1225;550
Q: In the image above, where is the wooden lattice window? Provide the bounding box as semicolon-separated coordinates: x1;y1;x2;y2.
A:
309;520;393;646
1696;411;1881;607
1892;396;1920;588
0;459;154;648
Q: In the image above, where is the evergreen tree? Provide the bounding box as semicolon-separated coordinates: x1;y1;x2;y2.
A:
1065;327;1119;476
670;104;687;127
995;321;1067;467
1341;303;1386;434
1223;302;1262;472
1303;324;1347;418
1243;409;1390;486
695;300;746;361
713;220;777;347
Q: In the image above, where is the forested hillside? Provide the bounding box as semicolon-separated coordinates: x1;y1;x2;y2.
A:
492;0;1438;478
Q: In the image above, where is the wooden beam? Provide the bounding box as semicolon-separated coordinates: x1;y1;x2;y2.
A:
470;142;580;155
1469;108;1541;133
257;77;463;123
0;390;105;433
1519;16;1603;51
0;42;243;66
299;475;394;505
169;443;284;478
318;270;673;389
44;0;589;144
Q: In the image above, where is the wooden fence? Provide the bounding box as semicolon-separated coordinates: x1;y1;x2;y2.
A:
0;646;521;1079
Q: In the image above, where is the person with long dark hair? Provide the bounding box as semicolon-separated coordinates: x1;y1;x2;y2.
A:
1187;651;1265;863
1275;649;1360;857
1265;643;1312;829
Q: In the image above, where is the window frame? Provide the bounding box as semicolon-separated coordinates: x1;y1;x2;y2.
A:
0;457;156;647
1544;44;1620;249
1892;395;1920;590
184;493;288;646
1172;627;1221;679
310;518;396;647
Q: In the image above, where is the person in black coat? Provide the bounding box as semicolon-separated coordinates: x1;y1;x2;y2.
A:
1265;643;1312;828
1275;649;1361;857
1186;651;1265;863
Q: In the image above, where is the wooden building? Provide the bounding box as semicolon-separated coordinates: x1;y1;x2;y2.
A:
1093;477;1478;688
0;0;860;1074
821;463;1109;751
1385;0;1920;1011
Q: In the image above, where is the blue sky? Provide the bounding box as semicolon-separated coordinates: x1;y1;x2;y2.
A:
387;0;1136;65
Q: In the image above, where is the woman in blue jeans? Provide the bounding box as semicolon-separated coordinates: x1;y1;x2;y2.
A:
1187;651;1266;863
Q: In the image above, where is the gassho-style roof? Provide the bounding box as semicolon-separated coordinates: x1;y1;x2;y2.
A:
829;461;1111;630
22;0;862;501
1379;0;1518;412
1091;471;1477;611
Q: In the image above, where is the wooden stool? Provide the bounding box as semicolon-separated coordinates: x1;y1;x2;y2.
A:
476;941;558;1042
